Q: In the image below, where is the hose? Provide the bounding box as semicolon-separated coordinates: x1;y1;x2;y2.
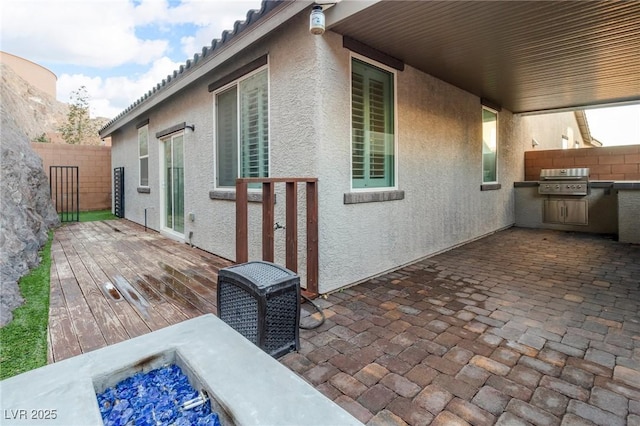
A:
299;294;326;330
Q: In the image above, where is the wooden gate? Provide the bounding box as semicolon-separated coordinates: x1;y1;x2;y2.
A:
50;166;79;222
113;167;125;218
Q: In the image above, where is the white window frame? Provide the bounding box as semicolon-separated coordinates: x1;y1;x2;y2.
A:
138;124;149;187
349;53;399;192
481;106;499;184
213;65;270;191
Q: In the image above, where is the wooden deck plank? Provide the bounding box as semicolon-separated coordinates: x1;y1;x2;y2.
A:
135;274;204;319
159;240;232;271
101;247;179;329
107;246;197;324
46;330;53;364
69;237;152;339
58;277;107;353
140;243;220;300
48;219;231;362
150;238;230;279
90;235;194;329
51;240;75;281
170;269;219;312
138;254;218;314
120;238;220;310
134;266;213;318
157;243;231;286
90;250;171;330
57;239;130;346
108;241;204;319
48;276;82;362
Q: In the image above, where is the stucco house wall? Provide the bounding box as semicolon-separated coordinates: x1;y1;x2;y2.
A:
110;9;573;294
313;29;528;290
111;13;319;260
524;111;584;151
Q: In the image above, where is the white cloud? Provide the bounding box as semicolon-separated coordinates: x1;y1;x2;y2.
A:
162;0;261;27
1;0;169;67
168;1;264;57
3;0;263;118
57;74;104;107
2;0;262;70
180;36;200;59
132;0;172;26
58;56;182;118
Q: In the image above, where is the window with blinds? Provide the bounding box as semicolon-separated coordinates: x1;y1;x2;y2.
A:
240;71;269;179
351;58;395;189
138;125;149;187
215;68;269;188
216;88;238;187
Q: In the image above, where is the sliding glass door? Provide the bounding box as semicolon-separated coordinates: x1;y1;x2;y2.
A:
161;133;184;236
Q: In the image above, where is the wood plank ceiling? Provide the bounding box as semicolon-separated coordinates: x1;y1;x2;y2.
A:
330;1;640;113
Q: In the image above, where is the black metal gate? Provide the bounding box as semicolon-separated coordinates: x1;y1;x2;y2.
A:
50;166;79;222
113;167;125;218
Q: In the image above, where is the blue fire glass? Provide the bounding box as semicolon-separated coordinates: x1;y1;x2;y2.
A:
96;364;221;426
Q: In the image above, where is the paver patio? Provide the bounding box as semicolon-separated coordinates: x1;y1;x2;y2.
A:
48;220;640;425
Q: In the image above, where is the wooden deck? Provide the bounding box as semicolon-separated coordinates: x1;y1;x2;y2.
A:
47;220;232;363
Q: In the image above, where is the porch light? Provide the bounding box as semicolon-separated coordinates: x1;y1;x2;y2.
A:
309;5;325;35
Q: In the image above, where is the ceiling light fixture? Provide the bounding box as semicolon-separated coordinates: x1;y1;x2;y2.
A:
309;5;325;35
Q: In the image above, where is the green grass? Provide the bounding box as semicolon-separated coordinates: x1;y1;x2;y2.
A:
78;209;117;222
0;231;53;380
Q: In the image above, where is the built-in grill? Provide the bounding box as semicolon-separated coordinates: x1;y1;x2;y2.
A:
538;168;589;196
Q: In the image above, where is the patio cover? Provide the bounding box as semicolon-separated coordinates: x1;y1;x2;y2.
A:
326;0;640;113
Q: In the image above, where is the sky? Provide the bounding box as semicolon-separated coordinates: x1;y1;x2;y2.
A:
1;0;639;147
585;105;640;147
1;0;263;119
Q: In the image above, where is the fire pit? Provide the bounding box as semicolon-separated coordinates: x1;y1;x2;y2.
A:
0;315;363;425
92;348;233;426
96;364;220;425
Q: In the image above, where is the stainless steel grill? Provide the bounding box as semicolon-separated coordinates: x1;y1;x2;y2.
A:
538;168;589;196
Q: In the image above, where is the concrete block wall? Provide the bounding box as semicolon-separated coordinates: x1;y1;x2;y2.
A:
31;143;112;211
525;145;640;181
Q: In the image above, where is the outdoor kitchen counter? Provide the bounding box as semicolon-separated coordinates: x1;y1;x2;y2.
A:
515;180;640;189
612;181;640;244
514;181;640;243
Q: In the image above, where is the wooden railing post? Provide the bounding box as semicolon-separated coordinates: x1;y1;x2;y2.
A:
236;180;248;263
262;181;275;262
285;182;298;272
235;177;318;298
306;181;319;296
